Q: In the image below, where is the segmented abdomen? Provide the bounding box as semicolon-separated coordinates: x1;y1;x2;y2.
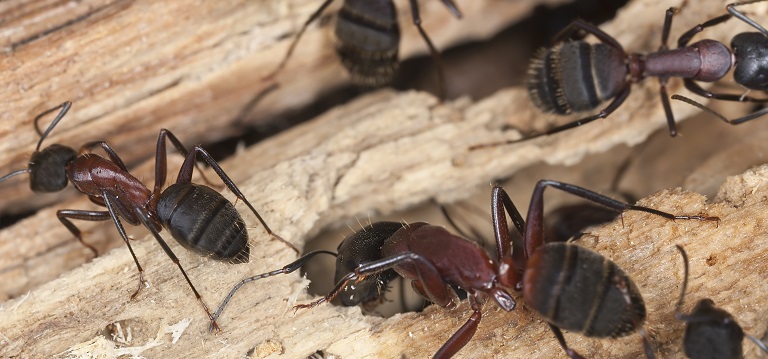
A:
523;243;645;338
156;183;250;262
528;42;627;114
334;0;400;86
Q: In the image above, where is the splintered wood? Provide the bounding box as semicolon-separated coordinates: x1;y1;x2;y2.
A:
3;160;768;358
2;0;768;358
0;0;557;215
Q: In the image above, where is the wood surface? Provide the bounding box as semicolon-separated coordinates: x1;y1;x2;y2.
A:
2;0;768;358
0;0;557;215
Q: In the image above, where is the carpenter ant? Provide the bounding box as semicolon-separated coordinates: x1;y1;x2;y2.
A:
672;0;768;124
265;0;462;98
211;221;405;329
0;101;297;330
674;245;768;359
294;180;718;358
471;5;740;149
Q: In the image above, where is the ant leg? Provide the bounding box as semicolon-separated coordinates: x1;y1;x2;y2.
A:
131;204;220;332
153;129;219;194
59;205;147;297
408;0;462;100
410;279;460;308
682;79;768;103
33;101;72;149
263;0;336;80
677;14;732;47
433;294;483;359
174;145;299;254
659;78;679;136
469;84;631;148
211;249;337;331
296;250;451;309
56;209;109;257
524;180;719;257
659;8;677;50
491;186;526;267
538;84;630;136
551;19;623;51
549;324;586;359
672;94;768;125
728;0;768;35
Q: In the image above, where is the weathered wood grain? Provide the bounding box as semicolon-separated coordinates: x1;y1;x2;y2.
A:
2;0;767;358
0;0;557;215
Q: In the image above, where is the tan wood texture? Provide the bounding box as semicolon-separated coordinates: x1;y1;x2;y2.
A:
2;0;767;358
0;0;558;215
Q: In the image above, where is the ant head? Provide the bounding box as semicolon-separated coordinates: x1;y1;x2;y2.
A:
0;102;75;193
731;33;768;90
680;298;745;359
334;221;405;306
28;144;77;192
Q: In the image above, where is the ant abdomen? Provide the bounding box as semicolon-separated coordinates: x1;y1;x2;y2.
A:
29;144;76;192
523;242;645;338
334;0;400;86
528;42;626;115
156;183;250;262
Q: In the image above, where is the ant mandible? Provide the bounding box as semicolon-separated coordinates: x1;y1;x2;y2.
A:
265;0;462;99
290;181;718;358
0;101;298;330
674;245;768;359
471;4;736;148
672;0;768;124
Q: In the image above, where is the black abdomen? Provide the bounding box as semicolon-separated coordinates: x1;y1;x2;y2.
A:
523;243;645;338
335;0;400;86
528;42;627;114
156;183;249;262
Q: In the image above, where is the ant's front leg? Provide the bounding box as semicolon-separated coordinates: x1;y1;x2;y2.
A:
57;207;146;298
56;209;110;257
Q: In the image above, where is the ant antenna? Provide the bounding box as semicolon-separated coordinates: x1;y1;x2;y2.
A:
34;101;72;151
674;245;689;314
